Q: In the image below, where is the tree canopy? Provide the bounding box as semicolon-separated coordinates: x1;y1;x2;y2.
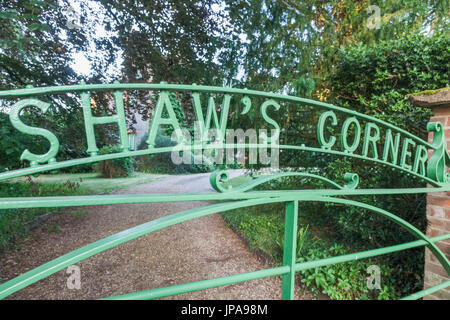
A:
0;0;448;168
1;0;448;95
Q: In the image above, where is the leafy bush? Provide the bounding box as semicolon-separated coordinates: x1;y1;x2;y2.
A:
311;33;450;296
221;32;449;298
221;200;398;300
328;33;448;130
227;33;447;298
297;240;398;300
136;130;213;174
1;104;109;174
95;145;135;178
0;113;48;172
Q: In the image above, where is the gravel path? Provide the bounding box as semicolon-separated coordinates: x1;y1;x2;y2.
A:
1;171;304;300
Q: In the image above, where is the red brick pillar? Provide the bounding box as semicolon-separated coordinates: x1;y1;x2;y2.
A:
410;89;450;300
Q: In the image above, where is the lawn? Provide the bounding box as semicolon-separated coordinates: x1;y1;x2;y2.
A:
0;171;162;254
9;172;163;194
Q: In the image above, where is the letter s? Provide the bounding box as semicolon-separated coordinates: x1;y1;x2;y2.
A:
9;99;59;167
259;99;280;144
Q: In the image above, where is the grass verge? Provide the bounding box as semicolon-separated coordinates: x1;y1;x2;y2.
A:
0;172;161;255
220;173;400;300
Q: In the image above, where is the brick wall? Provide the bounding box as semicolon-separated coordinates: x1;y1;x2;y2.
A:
423;106;450;300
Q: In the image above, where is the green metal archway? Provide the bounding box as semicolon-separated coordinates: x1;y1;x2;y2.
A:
0;83;448;300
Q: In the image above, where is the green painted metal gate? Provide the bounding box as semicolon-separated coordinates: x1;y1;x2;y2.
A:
0;83;449;300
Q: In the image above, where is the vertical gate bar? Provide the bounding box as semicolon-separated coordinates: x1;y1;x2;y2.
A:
281;200;299;300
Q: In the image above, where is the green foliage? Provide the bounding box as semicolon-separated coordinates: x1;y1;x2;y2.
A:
297;240;398;300
70;209;87;217
100;0;226;84
222;0;448;91
222;203;285;259
0;0;118;90
0;183;35;253
311;33;449;296
0;108;93;173
97;0;230;124
221;202;399;300
136;131;212;174
328;33;448;133
136;131;177;174
0;1;116;172
0;177;82;253
0;0;55;56
95;145;135;178
277;224;309;258
228;33;449;298
0;112;46;172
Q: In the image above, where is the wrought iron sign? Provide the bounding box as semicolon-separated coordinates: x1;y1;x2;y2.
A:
0;83;448;300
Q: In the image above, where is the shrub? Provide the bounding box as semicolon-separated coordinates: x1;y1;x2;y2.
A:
1;105;96;173
95;145;135;178
136;130;213;174
328;33;449;131
304;33;450;297
0;113;48;172
297;240;398;300
221;201;399;300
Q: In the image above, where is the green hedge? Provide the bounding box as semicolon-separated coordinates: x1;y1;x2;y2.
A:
136;131;213;174
95;145;135;178
329;33;448;130
319;33;449;296
223;33;449;299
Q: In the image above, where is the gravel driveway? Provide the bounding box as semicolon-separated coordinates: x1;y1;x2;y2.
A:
1;171;304;300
